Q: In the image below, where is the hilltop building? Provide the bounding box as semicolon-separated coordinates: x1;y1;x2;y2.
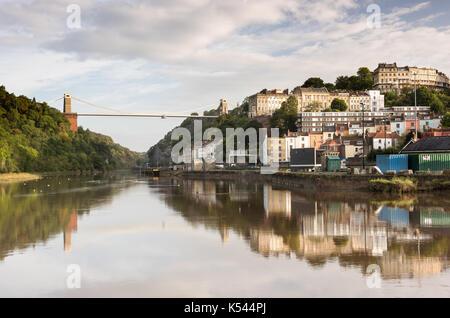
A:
292;86;330;111
248;88;289;117
373;62;449;92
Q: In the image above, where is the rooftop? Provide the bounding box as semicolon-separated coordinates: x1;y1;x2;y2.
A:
401;137;450;153
292;87;329;94
371;132;400;139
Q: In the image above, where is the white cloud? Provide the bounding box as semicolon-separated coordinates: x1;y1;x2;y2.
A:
0;0;449;151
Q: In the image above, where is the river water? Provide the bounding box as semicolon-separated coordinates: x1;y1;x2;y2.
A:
1;173;450;297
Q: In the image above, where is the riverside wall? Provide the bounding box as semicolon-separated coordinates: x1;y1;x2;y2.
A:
179;170;450;192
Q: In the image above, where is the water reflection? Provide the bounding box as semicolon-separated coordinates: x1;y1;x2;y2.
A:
1;175;450;296
162;179;450;280
0;175;136;259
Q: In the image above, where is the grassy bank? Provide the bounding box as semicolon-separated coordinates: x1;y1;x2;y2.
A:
0;173;41;183
369;177;417;193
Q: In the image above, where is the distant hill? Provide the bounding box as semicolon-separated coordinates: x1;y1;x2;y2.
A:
0;86;143;172
147;101;262;166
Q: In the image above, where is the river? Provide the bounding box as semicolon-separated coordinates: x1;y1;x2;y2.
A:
1;173;450;297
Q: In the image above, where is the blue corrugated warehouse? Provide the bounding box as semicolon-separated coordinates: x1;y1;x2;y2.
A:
376;154;409;173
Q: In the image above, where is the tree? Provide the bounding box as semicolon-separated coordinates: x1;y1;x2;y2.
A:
416;87;434;106
335;76;350;90
441;112;450;128
384;91;398;107
270;95;298;135
331;98;348;111
304;101;322;112
348;75;361;90
301;77;325;88
357;67;374;90
324;83;335;92
0;86;142;173
334;67;373;91
430;95;445;114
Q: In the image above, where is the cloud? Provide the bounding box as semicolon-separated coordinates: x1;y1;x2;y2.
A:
0;0;449;151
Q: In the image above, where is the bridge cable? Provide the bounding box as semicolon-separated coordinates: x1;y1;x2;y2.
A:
71;96;128;114
46;97;64;104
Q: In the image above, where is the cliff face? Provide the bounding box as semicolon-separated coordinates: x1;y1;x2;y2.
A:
146;104;256;167
147;131;173;166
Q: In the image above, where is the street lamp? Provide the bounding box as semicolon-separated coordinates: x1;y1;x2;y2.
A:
361;102;365;170
414;72;418;140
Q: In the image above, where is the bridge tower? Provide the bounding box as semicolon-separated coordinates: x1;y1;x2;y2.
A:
63;93;78;132
219;99;228;115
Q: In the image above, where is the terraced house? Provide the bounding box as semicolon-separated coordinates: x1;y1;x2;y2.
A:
373;62;449;93
292;86;330;111
248;88;289;117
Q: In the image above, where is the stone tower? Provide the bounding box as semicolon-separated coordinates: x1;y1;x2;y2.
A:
63;93;78;132
219;99;228;115
63;93;72;113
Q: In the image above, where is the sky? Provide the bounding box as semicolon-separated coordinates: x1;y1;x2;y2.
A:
0;0;449;152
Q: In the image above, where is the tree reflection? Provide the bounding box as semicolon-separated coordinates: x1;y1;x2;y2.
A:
0;175;135;260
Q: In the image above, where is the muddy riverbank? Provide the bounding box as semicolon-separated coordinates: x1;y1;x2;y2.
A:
180;170;450;193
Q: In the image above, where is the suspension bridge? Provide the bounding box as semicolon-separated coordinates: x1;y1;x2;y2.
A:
49;93;221;131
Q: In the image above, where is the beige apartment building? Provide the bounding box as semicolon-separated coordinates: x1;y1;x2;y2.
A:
329;90;350;109
248;88;289;117
349;92;370;111
373;62;449;92
268;137;287;162
292;87;330;111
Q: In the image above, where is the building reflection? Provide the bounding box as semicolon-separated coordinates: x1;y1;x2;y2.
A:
263;185;291;219
166;180;450;280
64;212;78;252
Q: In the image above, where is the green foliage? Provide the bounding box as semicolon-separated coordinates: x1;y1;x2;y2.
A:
357;67;374;90
330;98;348;111
335;67;373;91
301;77;324;88
0;85;141;173
384;86;449;113
369;177;417;193
270;95;298;135
416;86;434;105
324;83;335;92
148;100;255;166
430;95;445;114
304;101;322;112
441;112;450;128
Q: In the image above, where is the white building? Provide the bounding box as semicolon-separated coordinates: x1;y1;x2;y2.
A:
372;132;400;150
284;134;310;161
368;90;384;111
348;90;384;112
390;119;406;136
349;123;363;135
349;92;370;111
